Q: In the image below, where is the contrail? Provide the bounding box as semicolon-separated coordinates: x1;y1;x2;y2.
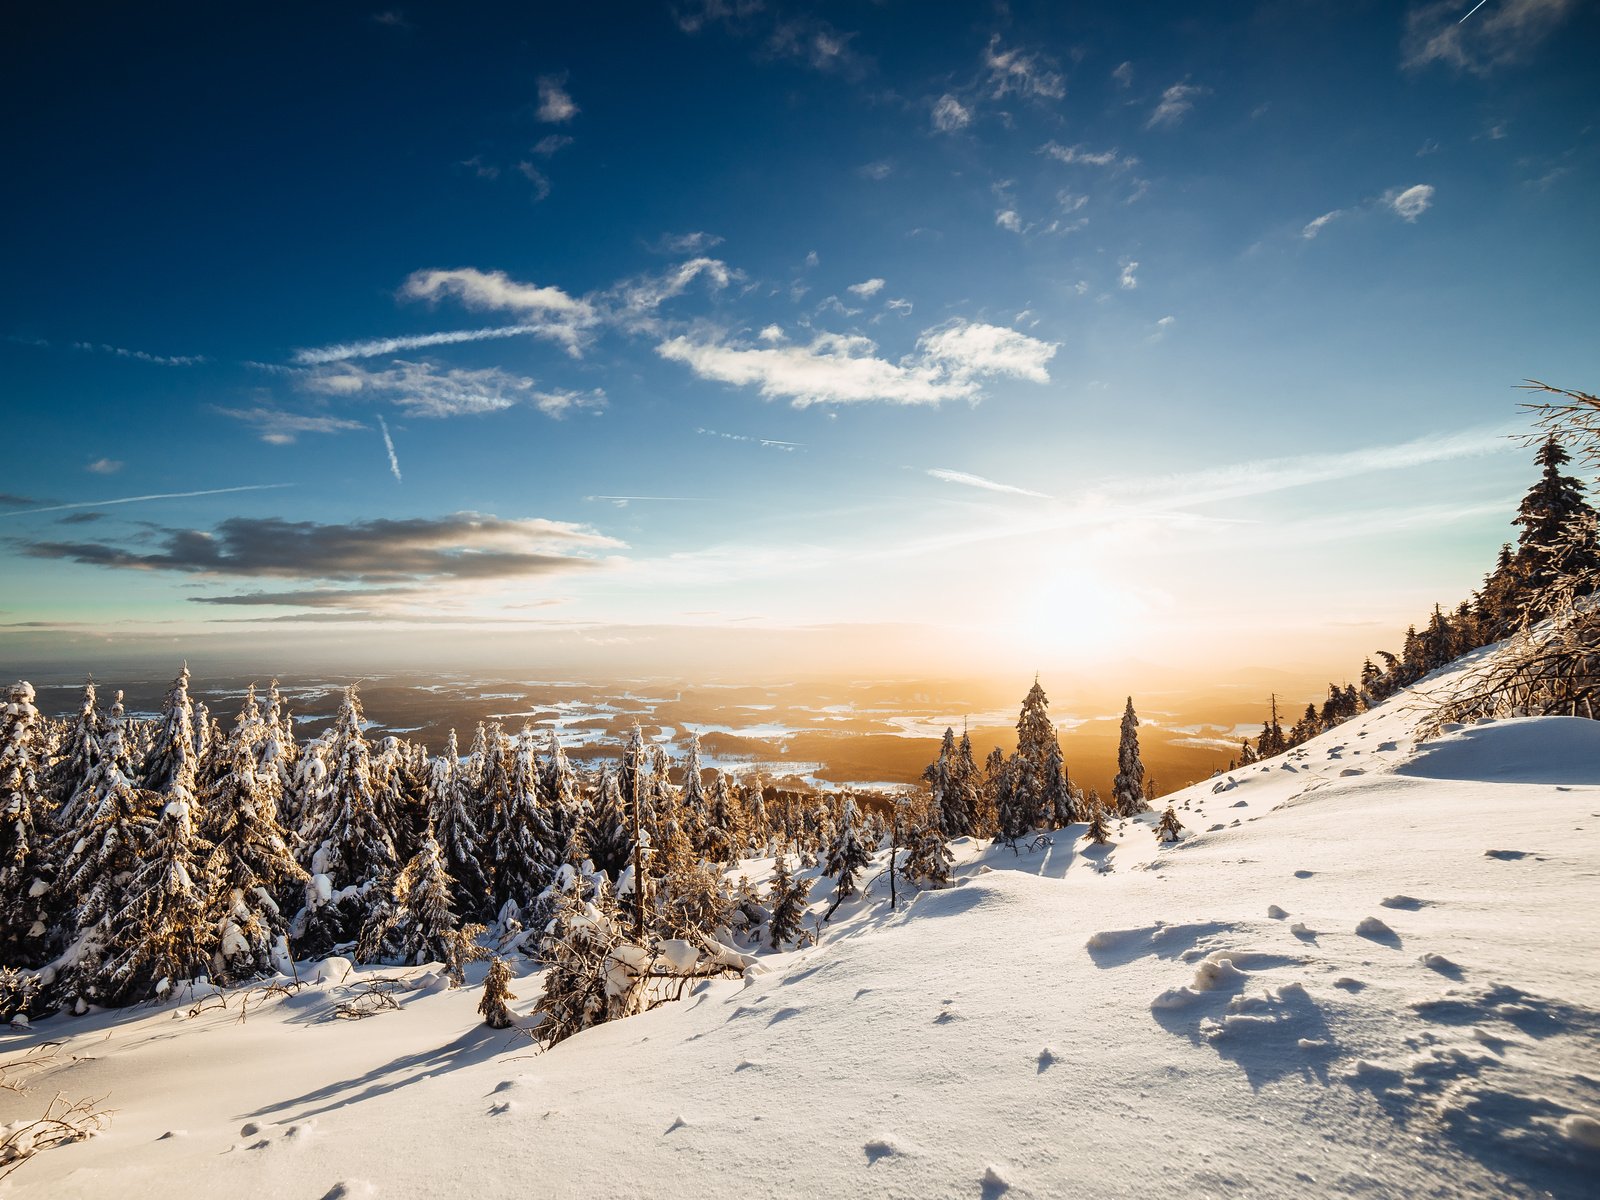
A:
1459;0;1489;22
0;482;294;519
292;324;546;365
378;416;402;483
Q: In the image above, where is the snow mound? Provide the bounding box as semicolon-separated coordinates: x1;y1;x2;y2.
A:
1396;717;1600;786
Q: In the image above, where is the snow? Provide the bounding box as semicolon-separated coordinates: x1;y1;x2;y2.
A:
3;658;1599;1197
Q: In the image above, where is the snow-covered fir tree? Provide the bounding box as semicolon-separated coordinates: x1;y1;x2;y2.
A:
1156;804;1184;843
901;797;953;888
293;686;399;956
742;777;770;854
479;955;517;1028
532;864;647;1048
823;793;872;903
201;736;307;982
141;665;199;800
57;696;155;1002
701;770;744;867
678;731;709;851
994;752;1036;848
1083;796;1111;845
428;729;490;922
1;682;53;965
48;678;102;822
1111;697;1150;816
358;823;483;982
482;726;558;927
767;852;811;948
583;768;635;881
96;794;213;1005
1513;434;1598;616
541;729;585;866
256;680;298;824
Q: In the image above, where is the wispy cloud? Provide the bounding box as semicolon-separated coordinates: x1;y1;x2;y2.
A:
1403;0;1576;75
1146;81;1208;129
857;159;893;181
697;427;805;451
1119;260;1139;289
1111;61;1133;88
1385;183;1436;221
536;75;578;122
657;319;1056;408
301;360;539;419
215;407;366;444
69;341;207;367
931;93;972;132
377;416;402;483
0;483;295;520
86;458;123;475
516;161;552;202
847;278;885;298
982;36;1065;101
650;230;724;254
531;388;606;418
1301;210;1346;239
1040;141;1130;169
927;468;1052;499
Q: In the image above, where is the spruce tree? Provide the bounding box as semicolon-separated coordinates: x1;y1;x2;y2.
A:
429;729;491;922
583;769;634;880
49;678;103;824
358;825;483;981
1513;435;1597;614
1256;694;1287;759
702;771;744;867
901;799;953;888
1;682;53;965
479;955;517;1027
1111;697;1149;816
293;686;399;956
1013;679;1058;829
532;868;643;1048
823;794;872;901
482;726;558;925
1156;804;1184;844
202;736;308;982
767;852;812;948
58;696;156;1001
994;752;1035;848
142;666;199;800
1083;796;1110;845
678;732;709;850
542;729;585;865
97;794;213;1005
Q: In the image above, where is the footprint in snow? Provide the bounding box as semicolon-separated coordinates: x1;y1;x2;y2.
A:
488;1100;517;1117
1484;849;1543;861
1293;869;1315;879
1332;977;1365;991
981;1164;1012;1197
1267;905;1289;919
319;1184;375;1200
864;1138;898;1164
1290;923;1316;942
934;1008;963;1024
1231;800;1248;808
664;1115;689;1135
156;1130;187;1140
766;1006;804;1025
1380;895;1432;910
1037;1046;1058;1072
734;1059;761;1072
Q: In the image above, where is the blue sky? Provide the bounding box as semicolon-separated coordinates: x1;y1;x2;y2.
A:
2;0;1597;681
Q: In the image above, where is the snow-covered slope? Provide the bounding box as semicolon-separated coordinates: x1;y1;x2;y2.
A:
4;660;1599;1198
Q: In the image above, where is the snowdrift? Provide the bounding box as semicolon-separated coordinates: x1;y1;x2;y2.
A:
3;657;1598;1199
